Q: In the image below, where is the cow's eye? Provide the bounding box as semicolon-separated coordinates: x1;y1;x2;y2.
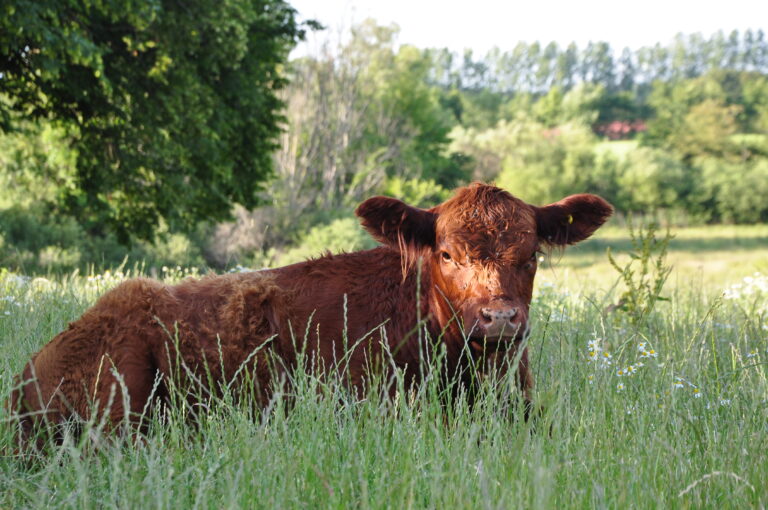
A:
523;252;538;270
441;251;452;262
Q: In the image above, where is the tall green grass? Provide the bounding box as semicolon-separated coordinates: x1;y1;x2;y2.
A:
0;239;767;508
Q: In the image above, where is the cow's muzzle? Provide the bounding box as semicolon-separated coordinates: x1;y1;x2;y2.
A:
462;302;528;352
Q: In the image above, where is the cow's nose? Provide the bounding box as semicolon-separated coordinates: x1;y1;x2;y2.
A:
479;306;518;336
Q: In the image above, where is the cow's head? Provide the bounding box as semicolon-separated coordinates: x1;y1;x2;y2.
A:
356;183;612;346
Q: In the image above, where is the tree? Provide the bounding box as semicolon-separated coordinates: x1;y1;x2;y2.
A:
208;20;466;263
643;74;725;148
617;148;691;211
672;99;741;158
555;43;578;91
0;0;309;242
617;47;636;92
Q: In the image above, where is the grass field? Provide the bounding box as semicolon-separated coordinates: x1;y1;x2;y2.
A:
0;224;767;508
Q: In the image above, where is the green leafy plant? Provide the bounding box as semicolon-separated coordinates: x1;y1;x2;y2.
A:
607;219;674;324
1;0;311;243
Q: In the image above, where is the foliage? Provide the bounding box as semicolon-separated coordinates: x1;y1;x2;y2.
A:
381;176;451;209
671;99;742;159
693;157;768;223
0;119;77;209
0;0;309;243
0;203;204;273
607;220;674;324
275;217;376;266
3;23;768;274
448;64;768;224
429;30;768;97
492;118;598;205
223;20;467;263
0;121;204;271
616;147;691;212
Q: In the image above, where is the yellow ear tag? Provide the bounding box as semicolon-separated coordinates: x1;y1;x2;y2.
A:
567;214;573;224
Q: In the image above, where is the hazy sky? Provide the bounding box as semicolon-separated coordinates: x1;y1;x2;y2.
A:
290;0;767;54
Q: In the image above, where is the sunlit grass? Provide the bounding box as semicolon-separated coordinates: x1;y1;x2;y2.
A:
541;223;768;292
0;225;767;508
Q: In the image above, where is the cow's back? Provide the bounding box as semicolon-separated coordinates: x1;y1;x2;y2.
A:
265;247;430;383
9;273;291;442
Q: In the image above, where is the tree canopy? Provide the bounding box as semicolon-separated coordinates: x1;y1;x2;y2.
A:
0;0;309;242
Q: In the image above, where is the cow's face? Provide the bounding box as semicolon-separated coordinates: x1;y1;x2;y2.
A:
430;189;539;342
356;183;613;345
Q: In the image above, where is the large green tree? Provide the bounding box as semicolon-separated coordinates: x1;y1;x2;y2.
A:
1;0;309;242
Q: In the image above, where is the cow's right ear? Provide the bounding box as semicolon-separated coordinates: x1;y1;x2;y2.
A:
355;196;437;250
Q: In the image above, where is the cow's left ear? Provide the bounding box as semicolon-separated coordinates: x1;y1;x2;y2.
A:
356;196;437;249
535;194;613;245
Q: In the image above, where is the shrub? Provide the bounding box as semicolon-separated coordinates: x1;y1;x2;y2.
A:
275;217;377;266
381;177;450;208
695;157;768;223
617;147;692;212
607;219;673;325
495;121;597;204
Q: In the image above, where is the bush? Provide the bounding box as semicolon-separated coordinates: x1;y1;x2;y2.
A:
381;177;451;208
495;120;597;204
617;147;692;212
695;157;768;223
0;203;204;273
275;217;377;266
0;119;206;273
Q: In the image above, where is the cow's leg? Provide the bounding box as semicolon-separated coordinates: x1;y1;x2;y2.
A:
8;361;66;451
90;346;163;438
515;347;535;421
481;344;536;422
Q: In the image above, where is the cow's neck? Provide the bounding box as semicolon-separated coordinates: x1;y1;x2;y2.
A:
388;258;467;363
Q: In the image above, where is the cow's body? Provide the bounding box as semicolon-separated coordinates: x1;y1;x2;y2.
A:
9;184;612;446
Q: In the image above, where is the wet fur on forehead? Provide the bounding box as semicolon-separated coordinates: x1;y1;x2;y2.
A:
435;184;537;263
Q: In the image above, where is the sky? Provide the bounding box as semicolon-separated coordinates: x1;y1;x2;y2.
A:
290;0;768;56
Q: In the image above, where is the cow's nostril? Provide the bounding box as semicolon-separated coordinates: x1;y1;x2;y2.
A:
480;308;493;322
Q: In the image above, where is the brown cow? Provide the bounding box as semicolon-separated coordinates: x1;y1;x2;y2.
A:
8;183;611;446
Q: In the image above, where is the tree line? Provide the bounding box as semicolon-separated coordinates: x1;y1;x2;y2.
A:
1;12;766;272
429;29;768;95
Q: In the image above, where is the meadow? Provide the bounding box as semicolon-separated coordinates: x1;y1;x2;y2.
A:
0;223;766;509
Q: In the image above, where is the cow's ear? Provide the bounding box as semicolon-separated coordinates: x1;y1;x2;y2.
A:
356;196;436;249
535;194;613;245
